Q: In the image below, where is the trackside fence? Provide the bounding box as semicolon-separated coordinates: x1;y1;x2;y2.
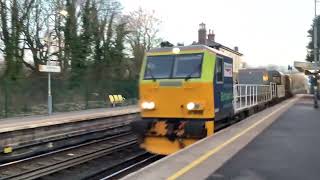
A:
0;77;138;119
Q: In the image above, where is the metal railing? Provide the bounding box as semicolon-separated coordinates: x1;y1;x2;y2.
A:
277;85;285;98
270;83;277;98
233;83;277;112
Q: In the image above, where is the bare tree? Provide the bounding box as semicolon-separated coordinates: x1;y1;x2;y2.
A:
0;0;66;75
22;0;66;72
126;8;161;78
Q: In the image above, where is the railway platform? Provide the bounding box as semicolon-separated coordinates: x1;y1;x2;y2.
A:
0;105;138;157
123;94;320;180
0;105;138;133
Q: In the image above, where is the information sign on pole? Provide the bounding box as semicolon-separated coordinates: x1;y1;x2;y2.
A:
39;65;61;73
38;62;61;115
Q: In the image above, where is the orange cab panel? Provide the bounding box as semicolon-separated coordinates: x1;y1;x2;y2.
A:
140;82;214;119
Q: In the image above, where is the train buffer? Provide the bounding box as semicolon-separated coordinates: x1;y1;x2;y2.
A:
123;94;320;180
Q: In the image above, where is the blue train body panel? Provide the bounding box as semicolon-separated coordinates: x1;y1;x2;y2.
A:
214;55;234;121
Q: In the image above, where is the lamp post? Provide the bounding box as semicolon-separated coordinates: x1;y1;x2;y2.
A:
314;0;318;64
313;0;319;108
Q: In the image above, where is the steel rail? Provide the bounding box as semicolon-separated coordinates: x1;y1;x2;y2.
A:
0;133;137;180
101;154;161;180
0;116;136;163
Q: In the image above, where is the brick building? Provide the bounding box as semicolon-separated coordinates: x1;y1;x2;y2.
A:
195;23;245;80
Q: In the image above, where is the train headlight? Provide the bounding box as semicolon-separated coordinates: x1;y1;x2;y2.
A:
172;47;180;54
148;102;155;109
141;102;149;109
141;101;156;110
186;102;203;111
187;102;196;110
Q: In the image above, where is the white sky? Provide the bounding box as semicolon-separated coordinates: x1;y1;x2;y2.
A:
120;0;314;67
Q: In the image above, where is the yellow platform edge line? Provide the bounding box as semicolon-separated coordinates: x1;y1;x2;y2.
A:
167;97;298;180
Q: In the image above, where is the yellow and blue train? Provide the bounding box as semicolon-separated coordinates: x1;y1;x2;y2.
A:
131;45;291;155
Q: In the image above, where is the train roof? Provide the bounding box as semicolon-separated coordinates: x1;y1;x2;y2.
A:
147;45;232;59
268;70;284;74
240;68;285;75
239;68;268;72
206;41;243;56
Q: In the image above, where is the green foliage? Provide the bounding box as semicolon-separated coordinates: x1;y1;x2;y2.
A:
0;0;29;81
0;0;162;118
0;0;162;83
306;16;320;62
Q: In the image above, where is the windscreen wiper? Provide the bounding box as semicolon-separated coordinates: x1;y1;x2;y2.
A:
185;64;201;81
147;67;157;82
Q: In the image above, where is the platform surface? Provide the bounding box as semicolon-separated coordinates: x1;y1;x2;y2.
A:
123;95;320;180
208;96;320;180
0;105;139;133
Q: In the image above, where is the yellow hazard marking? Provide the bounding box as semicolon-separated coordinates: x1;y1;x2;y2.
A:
4;147;12;154
167;98;298;180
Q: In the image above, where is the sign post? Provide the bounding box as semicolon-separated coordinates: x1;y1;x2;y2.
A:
314;0;319;108
294;61;319;108
39;61;61;115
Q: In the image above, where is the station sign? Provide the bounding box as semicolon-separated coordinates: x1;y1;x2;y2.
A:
39;64;61;73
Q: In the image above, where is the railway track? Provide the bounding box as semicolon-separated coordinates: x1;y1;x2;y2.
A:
0;133;137;180
41;148;162;180
0;117;135;163
100;153;162;180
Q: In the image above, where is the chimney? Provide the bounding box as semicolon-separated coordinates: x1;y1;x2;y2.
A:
198;23;207;45
207;29;215;43
234;46;239;52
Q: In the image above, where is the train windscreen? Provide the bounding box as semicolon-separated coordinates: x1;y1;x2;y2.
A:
172;54;203;78
144;53;203;80
144;55;174;79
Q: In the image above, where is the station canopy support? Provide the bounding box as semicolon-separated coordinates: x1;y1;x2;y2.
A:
294;61;320;108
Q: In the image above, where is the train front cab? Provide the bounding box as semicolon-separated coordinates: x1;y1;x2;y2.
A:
131;45;234;155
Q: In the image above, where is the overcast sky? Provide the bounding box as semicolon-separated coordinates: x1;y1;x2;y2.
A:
120;0;314;67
